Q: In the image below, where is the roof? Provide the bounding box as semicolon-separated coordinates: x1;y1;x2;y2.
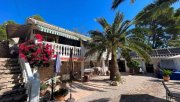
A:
131;48;180;58
26;18;91;41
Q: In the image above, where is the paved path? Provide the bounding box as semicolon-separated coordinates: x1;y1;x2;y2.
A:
64;73;179;102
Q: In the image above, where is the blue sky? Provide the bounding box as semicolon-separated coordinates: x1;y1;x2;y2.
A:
0;0;179;36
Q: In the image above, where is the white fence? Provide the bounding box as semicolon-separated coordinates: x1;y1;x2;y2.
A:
43;41;82;58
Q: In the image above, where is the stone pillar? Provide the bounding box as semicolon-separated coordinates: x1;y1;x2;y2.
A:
124;60;129;73
141;60;146;73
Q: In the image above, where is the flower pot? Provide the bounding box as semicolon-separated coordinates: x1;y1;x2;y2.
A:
163;76;170;81
55;96;65;102
129;68;135;75
40;90;47;97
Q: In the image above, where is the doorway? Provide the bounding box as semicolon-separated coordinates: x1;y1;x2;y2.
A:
118;60;126;72
145;63;154;73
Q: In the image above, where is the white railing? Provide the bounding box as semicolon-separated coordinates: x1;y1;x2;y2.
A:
19;57;40;102
43;41;82;59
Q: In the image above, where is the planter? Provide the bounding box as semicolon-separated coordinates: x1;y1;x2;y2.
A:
163;76;170;81
129;68;135;75
55;96;65;102
40;90;47;97
83;75;90;82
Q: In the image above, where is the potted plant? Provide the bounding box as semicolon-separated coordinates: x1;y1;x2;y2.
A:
54;88;69;101
162;69;172;81
40;83;49;96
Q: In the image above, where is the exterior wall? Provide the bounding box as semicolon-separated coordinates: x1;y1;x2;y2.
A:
38;61;84;81
151;58;161;72
174;58;180;71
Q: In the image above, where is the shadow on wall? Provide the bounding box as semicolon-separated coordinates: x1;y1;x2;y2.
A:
119;94;166;102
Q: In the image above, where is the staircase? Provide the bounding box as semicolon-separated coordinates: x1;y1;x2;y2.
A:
0;58;27;102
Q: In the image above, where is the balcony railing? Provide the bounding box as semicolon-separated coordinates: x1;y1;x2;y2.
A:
43;41;82;61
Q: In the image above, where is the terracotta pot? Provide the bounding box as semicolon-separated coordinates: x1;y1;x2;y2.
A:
55;96;65;102
129;68;135;75
40;90;47;97
163;76;170;81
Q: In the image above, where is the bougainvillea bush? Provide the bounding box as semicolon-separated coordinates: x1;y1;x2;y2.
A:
19;34;54;68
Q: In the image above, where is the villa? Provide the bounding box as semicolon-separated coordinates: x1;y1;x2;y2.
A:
0;18;179;102
0;18;93;102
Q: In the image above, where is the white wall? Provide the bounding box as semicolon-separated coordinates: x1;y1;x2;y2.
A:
174;58;180;71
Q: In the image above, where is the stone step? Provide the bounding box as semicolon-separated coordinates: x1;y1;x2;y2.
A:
1;74;22;79
0;94;27;102
0;62;19;67
0;70;21;74
0;87;26;96
0;58;18;62
0;77;23;84
0;66;20;70
0;82;24;90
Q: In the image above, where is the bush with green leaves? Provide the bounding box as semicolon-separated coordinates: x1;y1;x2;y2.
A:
40;83;48;91
163;69;172;76
127;60;140;69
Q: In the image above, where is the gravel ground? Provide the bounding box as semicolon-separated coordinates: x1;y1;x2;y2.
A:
65;73;179;102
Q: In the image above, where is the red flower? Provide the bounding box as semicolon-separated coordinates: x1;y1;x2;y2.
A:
34;34;43;41
18;37;54;68
19;53;27;60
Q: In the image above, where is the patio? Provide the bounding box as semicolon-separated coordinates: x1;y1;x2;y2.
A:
61;73;180;102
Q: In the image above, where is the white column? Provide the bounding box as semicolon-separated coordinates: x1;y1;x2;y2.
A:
125;60;129;73
141;60;146;73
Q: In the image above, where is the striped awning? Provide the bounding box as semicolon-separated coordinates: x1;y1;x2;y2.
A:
37;25;79;40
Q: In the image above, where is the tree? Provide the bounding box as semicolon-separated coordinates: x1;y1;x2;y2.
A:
0;20;16;41
86;12;151;81
134;5;180;48
30;15;45;22
112;0;178;11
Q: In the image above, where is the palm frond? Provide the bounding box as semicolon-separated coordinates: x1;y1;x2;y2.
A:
96;18;110;31
112;0;125;9
89;30;105;41
127;44;151;62
118;20;131;35
112;12;124;34
112;0;135;9
128;38;152;53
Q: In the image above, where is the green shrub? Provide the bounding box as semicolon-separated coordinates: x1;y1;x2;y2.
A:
163;69;172;76
127;60;140;69
40;83;48;90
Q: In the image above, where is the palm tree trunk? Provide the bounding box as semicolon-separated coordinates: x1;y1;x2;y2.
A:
110;49;120;80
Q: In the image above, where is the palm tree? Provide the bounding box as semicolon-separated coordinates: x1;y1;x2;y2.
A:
112;0;135;9
86;12;151;81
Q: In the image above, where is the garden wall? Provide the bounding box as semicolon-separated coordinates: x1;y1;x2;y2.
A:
38;61;85;81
